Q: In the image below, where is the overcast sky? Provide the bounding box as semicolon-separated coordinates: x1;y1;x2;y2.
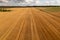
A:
0;0;60;6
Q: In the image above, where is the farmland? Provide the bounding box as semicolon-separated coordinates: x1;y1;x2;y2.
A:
0;7;60;40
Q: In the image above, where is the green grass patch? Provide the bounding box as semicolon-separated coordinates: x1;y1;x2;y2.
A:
37;7;60;12
45;7;60;12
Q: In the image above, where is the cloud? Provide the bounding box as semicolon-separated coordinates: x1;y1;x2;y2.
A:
2;0;8;2
25;0;33;2
0;0;60;6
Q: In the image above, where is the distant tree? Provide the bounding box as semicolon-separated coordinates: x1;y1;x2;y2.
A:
0;8;11;12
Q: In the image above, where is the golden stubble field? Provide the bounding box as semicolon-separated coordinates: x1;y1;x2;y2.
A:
0;7;60;40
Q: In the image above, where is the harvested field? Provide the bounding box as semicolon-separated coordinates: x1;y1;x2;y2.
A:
0;7;60;40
